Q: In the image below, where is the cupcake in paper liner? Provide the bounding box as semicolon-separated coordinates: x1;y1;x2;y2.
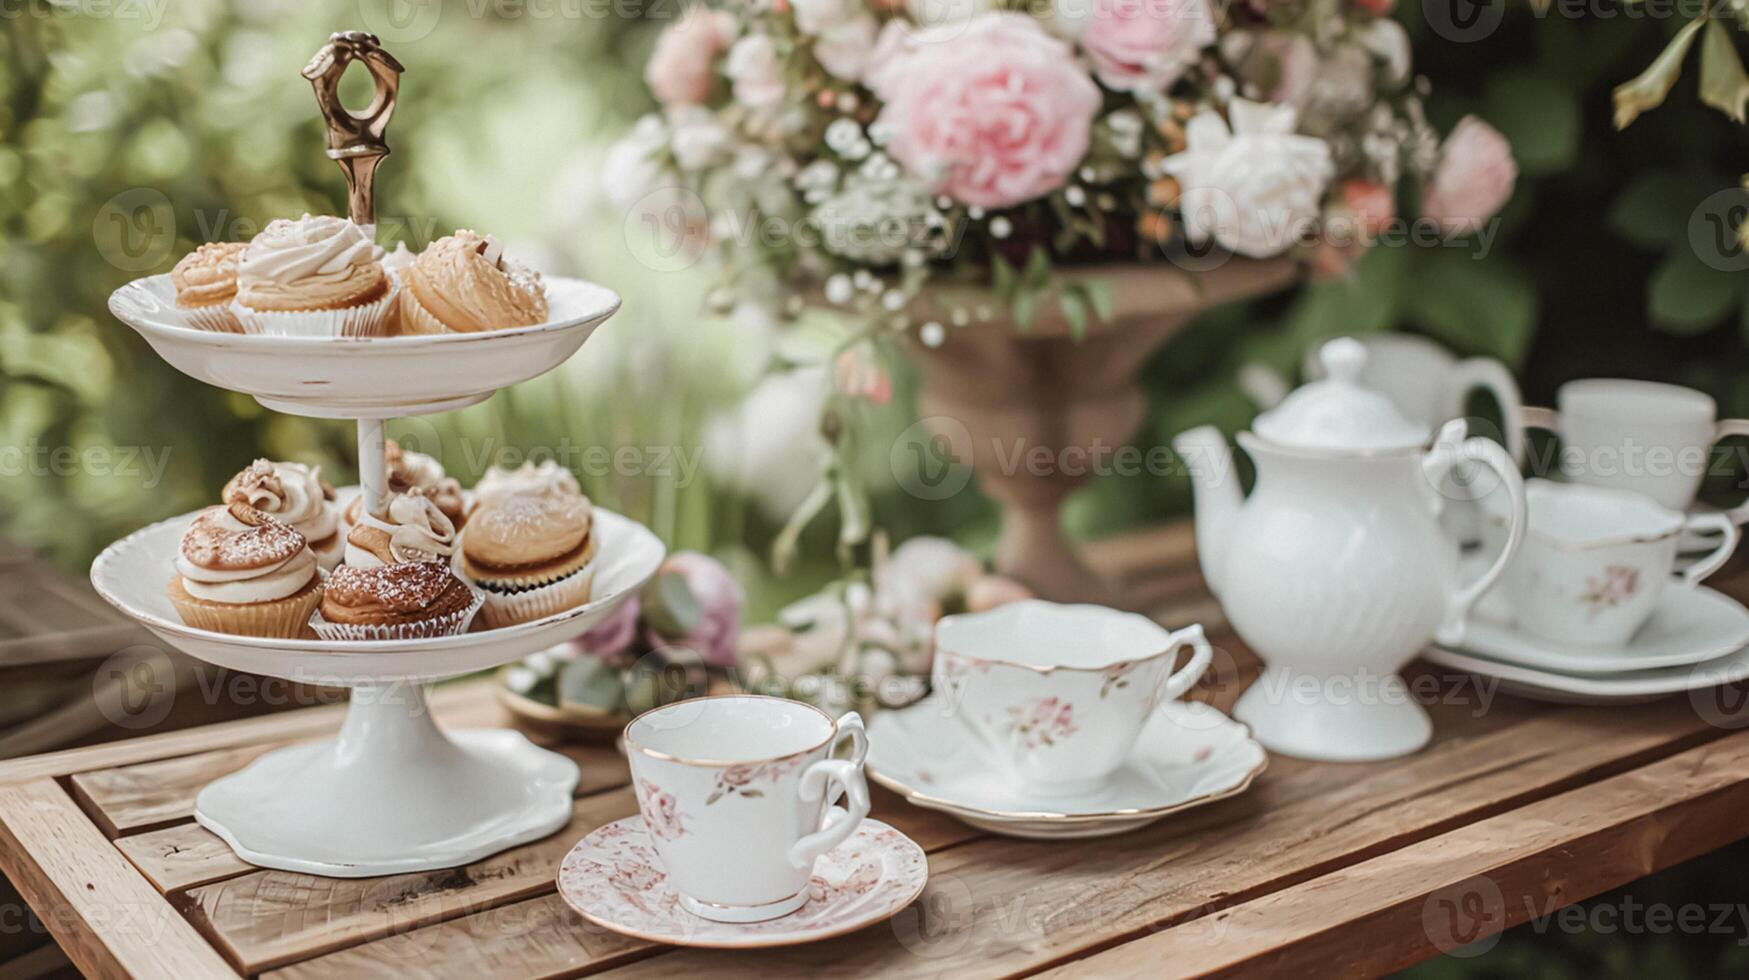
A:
171;241;246;333
457;479;596;630
166;503;324;639
222;458;344;572
312;560;483;641
397;231;549;336
232;214;396;338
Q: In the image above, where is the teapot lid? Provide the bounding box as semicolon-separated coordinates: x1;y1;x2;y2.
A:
1252;338;1431;452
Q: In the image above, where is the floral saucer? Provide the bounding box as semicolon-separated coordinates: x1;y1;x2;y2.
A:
556;817;927;948
1461;583;1749;675
866;700;1267;839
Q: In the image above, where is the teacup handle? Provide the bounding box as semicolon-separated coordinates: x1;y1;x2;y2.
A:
786;711;869;871
1445;357;1527;465
1153;624;1213;706
1425;421;1528;644
1678;512;1740;587
1713;419;1749;526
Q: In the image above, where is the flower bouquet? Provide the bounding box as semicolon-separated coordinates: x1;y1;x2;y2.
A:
497;552;744;737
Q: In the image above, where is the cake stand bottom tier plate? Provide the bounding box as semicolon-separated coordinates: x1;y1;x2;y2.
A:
195;725;579;878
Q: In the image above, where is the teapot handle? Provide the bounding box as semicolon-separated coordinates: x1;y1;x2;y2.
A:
1424;422;1528;644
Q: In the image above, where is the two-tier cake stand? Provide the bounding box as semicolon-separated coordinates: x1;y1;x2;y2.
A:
89;33;663;877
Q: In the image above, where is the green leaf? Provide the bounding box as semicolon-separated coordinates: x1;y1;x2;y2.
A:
834;468;870;551
771;475;833;575
1612;17;1706;130
991;254;1016;302
643;570;702;637
1608;171;1709;249
1401;253;1539;365
1013;290;1036;331
1083;279;1114;322
1647;248;1738;334
1022;245;1051;291
557;656;626;715
1058;288;1089;340
1699;19;1749;123
1481;70;1581;176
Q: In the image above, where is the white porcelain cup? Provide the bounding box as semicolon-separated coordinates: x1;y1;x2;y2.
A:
1480;480;1740;647
931;600;1212;798
1514;379;1749;519
624;696;869;923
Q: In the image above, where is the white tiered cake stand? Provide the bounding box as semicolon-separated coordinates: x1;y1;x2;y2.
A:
92;273;663;877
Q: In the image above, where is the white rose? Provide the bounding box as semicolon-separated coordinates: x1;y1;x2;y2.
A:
792;0;850;34
1162;99;1334;258
601;114;668;212
725;34;785;109
668;106;731;171
1360;19;1411;85
813;15;879;80
878;536;982;601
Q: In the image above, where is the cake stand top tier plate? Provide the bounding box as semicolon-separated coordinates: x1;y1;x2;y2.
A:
90;504;663;686
107;275;621;419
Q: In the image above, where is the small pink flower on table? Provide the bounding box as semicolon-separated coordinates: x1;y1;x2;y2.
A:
571;594;640;664
644;8;737;107
866;13;1101;209
1421;116;1516;236
1080;0;1217;93
656;552;745;668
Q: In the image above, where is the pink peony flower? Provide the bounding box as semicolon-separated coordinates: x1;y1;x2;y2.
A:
726;34;786;109
644;9;737;107
866;13;1100;209
656;552;744;667
1080;0;1217;93
571;594;641;662
1421;116;1516;236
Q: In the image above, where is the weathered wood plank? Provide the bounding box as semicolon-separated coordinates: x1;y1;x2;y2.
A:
1037;729;1749;978
591;694;1737;979
68;710;627;841
114;823;255;894
0;780;237;980
252;785;979;978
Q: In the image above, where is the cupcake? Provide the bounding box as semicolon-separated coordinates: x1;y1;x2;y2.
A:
170;242;246;332
223;459;344;572
473;460;579;503
398;231;548;335
458;487;597;629
345;488;458;569
312;560;482;641
166;503;324;638
345;440;472;532
381;242;418;334
232;214;395;337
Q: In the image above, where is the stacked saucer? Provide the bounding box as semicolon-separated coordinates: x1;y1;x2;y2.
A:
1425;554;1749;706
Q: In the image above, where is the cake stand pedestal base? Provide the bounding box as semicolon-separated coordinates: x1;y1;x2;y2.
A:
194;682;580;878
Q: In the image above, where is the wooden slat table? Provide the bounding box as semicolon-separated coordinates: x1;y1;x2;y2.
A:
3;526;1748;978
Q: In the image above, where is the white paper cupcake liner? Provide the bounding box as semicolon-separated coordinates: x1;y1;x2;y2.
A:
232;280;398;339
453;548;595;630
178;303;244;333
309;588;483;641
398;289;452;336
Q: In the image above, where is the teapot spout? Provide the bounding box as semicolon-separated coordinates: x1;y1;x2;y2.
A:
1172;425;1242;599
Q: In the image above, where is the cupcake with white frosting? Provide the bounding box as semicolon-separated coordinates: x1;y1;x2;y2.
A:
345;488;459;569
473;460;579;503
232;214;395;337
222;459;343;571
166;503;324;638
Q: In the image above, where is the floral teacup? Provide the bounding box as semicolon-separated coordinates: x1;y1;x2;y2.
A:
624;695;869;923
1479;479;1740;648
932;600;1213;798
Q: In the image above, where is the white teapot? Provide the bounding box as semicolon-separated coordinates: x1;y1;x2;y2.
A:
1172;338;1527;761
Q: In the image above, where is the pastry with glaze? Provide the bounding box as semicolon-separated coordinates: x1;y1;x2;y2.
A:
398;231;548;335
312;560;482;640
171;241;246;332
222;458;343;571
166;502;324;638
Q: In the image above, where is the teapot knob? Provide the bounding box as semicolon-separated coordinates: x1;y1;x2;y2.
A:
1319;337;1367;385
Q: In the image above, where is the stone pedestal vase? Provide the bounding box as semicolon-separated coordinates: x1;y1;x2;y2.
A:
905;258;1298;605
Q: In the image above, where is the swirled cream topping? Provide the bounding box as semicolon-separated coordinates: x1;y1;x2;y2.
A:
345;489;459;568
176;504;318;604
237;214;386;309
474;460;581;502
224;459;339;546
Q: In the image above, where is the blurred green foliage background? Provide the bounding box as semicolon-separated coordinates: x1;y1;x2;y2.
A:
3;0;1748;614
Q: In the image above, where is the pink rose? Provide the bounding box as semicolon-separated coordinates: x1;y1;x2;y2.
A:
644;9;737;107
571;594;640;663
1310;179;1395;280
656;552;744;667
1081;0;1217;92
1421;116;1516;236
867;13;1100;209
